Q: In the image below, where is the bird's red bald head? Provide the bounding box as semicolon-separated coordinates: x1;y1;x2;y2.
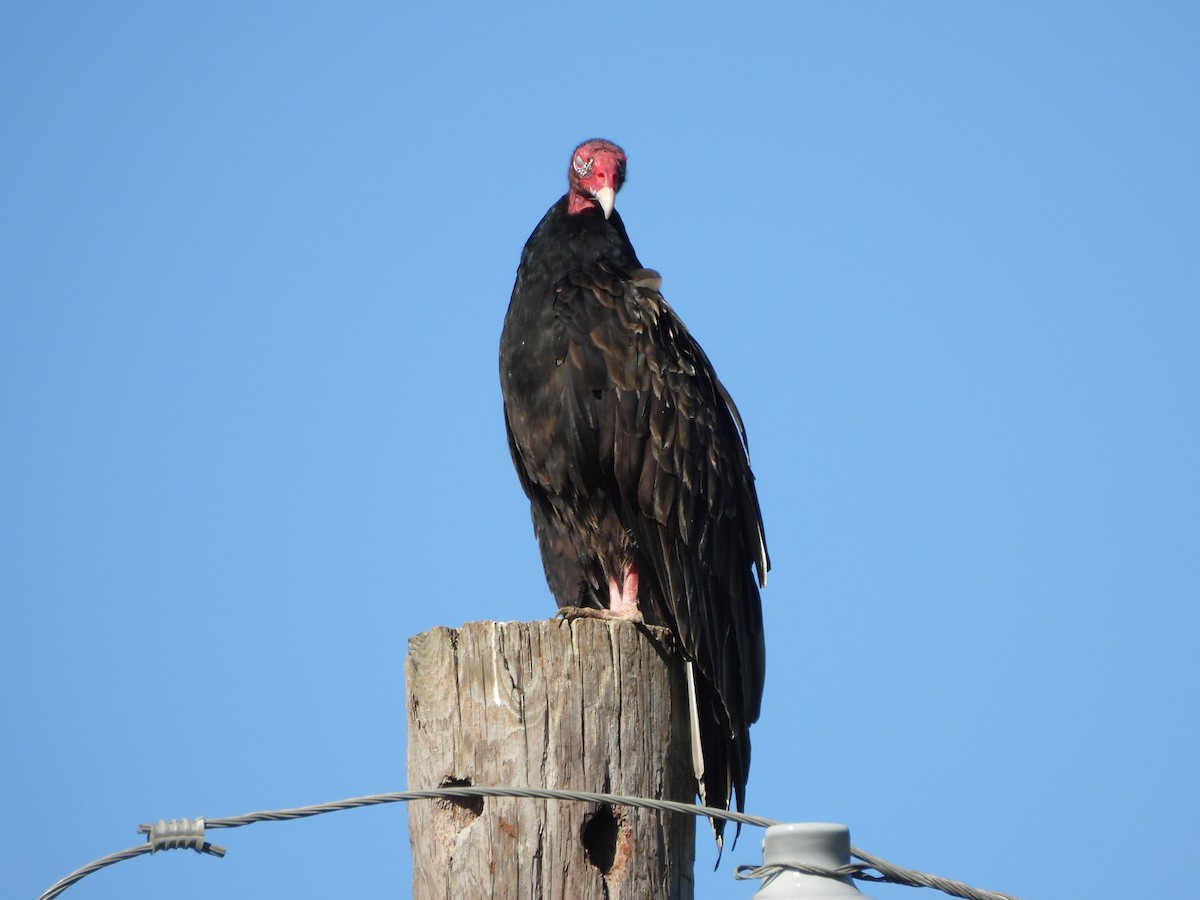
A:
567;139;627;219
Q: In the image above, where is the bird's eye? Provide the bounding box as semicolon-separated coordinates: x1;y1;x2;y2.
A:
573;155;594;178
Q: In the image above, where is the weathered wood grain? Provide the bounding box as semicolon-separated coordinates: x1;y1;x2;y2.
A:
406;617;696;899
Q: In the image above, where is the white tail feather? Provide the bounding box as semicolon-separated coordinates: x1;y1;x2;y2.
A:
684;661;705;799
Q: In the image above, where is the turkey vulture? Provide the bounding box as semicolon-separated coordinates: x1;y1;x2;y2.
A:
499;139;768;850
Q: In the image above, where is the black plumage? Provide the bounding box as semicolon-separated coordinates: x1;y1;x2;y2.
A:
499;139;768;850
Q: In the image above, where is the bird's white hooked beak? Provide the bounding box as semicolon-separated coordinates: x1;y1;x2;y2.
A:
593;185;615;220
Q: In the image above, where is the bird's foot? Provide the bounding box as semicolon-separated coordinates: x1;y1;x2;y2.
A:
556;605;645;624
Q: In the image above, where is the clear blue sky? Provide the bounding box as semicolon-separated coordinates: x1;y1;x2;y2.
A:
3;4;1196;898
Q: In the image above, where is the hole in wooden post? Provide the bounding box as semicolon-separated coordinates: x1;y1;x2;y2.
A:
438;775;484;819
581;804;619;874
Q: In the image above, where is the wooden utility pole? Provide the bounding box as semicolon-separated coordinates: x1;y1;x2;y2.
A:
406;617;697;899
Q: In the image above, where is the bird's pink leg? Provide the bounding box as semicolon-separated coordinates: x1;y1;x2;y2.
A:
607;565;641;618
557;562;643;623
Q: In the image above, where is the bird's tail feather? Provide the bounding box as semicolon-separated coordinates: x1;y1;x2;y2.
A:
685;660;724;856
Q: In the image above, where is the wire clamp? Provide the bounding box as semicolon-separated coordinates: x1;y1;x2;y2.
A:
138;818;226;857
735;861;872;881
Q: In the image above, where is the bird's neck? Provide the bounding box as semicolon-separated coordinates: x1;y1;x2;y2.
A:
567;190;605;217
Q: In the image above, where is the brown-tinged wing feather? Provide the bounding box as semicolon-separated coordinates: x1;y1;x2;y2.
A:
550;262;768;825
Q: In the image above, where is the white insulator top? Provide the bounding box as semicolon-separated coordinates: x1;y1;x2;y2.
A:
750;823;875;899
